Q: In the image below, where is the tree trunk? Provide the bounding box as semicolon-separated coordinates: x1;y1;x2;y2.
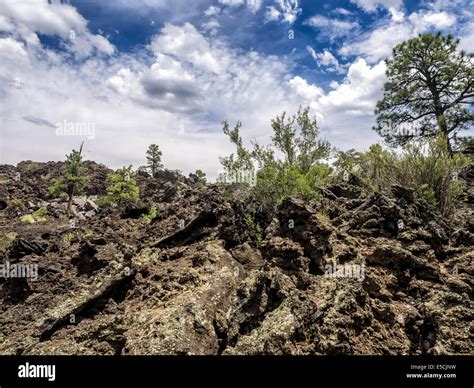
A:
67;194;73;217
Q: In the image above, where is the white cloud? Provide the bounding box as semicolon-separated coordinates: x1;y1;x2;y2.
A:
151;23;221;74
3;21;340;179
350;0;403;12
204;5;221;16
408;11;457;31
288;76;324;100
334;8;353;16
339;22;411;62
459;22;474;51
264;0;301;24
306;46;345;74
202;19;221;35
264;6;281;22
0;37;29;61
318;58;387;116
218;0;262;13
304;15;360;40
339;9;457;63
0;0;115;57
285;59;388;150
389;7;405;22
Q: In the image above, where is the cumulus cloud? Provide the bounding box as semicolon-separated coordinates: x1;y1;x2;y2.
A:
0;0;115;57
306;46;346;74
264;0;301;24
408;11;457;31
3;18;345;178
339;8;458;63
304;15;360;40
151;23;221;74
218;0;262;13
288;76;324;100
287;59;388;150
7;1;444;177
318;58;387;116
204;5;221;16
350;0;403;12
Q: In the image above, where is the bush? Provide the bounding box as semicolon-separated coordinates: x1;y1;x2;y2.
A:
244;213;262;247
32;207;49;222
99;166;140;205
48;144;87;216
393;135;470;216
334;135;471;216
63;231;75;243
141;205;158;223
220;107;332;212
21;208;50;223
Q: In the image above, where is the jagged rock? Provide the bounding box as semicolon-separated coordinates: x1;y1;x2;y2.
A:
0;160;472;356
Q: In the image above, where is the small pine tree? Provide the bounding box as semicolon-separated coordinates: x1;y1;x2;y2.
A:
100;166;140;205
146;144;163;177
195;169;207;185
48;143;87;217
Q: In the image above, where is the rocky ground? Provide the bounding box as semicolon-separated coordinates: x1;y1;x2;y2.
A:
0;161;472;355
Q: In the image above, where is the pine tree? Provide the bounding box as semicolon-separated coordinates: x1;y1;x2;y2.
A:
375;33;473;152
146;144;163;177
100;166;140;205
48;143;87;217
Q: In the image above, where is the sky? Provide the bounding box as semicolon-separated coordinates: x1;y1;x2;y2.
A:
0;0;472;179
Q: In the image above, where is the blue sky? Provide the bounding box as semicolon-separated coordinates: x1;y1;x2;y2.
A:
0;0;472;178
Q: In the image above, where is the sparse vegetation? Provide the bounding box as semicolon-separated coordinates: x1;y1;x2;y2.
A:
334;134;471;215
48;143;87;217
244;213;262;247
220;106;332;212
32;207;49;222
99;165;140;205
194;170;207;185
0;232;17;253
20;208;50;223
20;215;36;224
10;199;26;209
141;205;158;223
146;144;163;177
63;231;75;243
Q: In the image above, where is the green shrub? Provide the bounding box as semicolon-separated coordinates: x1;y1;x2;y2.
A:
48;143;87;216
21;208;50;223
194;170;207;185
393;135;470;216
99;166;140;205
32;207;49;222
220;107;332;212
244;213;262;247
335;135;471;216
20;215;36;224
63;231;75;243
10;198;26;209
141;205;158;223
419;183;437;205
